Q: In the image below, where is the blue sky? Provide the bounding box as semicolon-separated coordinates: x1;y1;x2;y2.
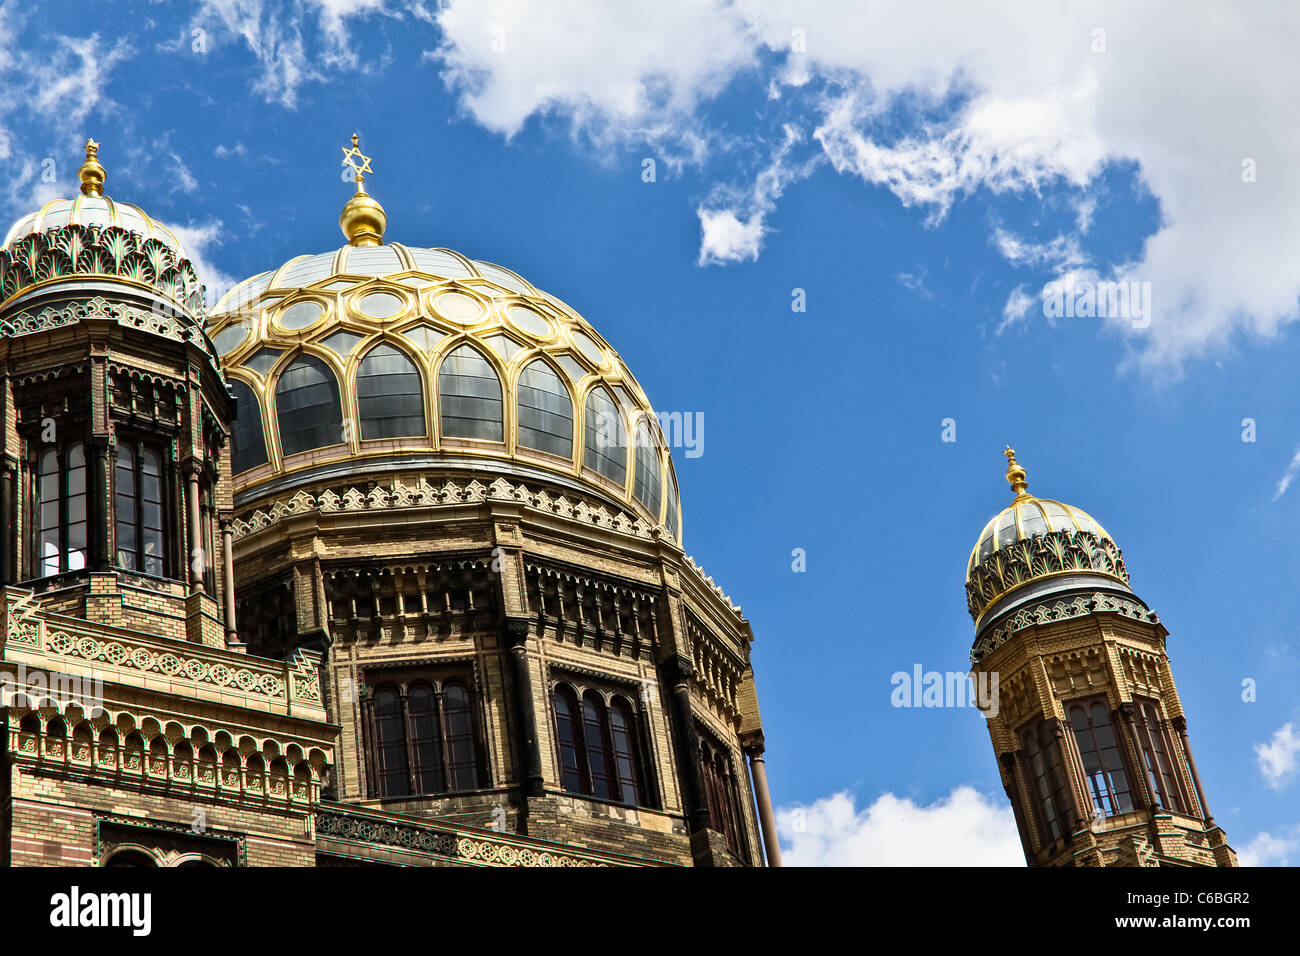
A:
4;0;1299;865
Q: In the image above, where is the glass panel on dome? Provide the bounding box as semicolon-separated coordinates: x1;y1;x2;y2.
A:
473;261;532;294
665;472;680;539
320;279;356;290
633;424;661;517
1039;501;1072;532
483;334;522;362
977;529;996;564
407;248;475;279
211;324;249;355
355;291;405;319
507;305;551;337
571;331;604;367
584;388;626;485
79;198;113;230
993;509;1018;549
438;345;503;441
432;290;484;324
275;355;344;456
321;331;364;357
229;380;269;473
1018;502;1048;539
41;204;73;232
342;246;404;277
245;348;283;378
402;324;445;352
555;354;588;382
275;254;336;289
357;343;426;439
279;300;325;330
517;360;573;458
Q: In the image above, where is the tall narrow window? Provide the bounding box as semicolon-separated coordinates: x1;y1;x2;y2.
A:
517;360;573;457
229;379;268;473
700;735;745;856
583;388;626;485
632;421;661;516
357;342;426;439
1068;699;1135;817
34;442;87;577
366;675;486;799
1134;698;1187;813
1020;721;1071;844
275;355;343;456
551;681;649;806
114;443;166;577
438;345;502;441
554;685;586;795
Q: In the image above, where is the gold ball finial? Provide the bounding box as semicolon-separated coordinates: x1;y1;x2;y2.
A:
339;132;385;246
1004;446;1029;497
78;138;106;197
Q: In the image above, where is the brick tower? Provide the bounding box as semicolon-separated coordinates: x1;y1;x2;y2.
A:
966;449;1236;867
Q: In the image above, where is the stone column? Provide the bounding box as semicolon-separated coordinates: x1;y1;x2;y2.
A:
504;617;544;798
741;736;782;867
184;463;204;595
220;516;238;644
663;654;711;833
0;457;15;584
1173;716;1214;826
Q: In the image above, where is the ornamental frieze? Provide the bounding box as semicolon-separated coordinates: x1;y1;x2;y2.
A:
971;590;1159;663
965;529;1129;621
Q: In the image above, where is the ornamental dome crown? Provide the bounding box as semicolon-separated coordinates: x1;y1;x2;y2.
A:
208;135;682;541
965;449;1131;630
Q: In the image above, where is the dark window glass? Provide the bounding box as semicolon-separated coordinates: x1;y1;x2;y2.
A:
229;379;269;473
275;355;343;456
1021;723;1069;844
609;697;643;806
357;342;426;439
583;389;626;485
373;688;410;798
665;472;680;539
633;422;661;516
408;685;445;795
65;444;86;571
1135;699;1186;813
36;443;87;576
114;443;167;577
1069;701;1134;817
38;448;59;575
443;682;481;791
701;737;744;855
582;692;614;801
140;448;163;576
517;360;573;457
554;685;586;795
114;446;137;570
438;345;502;441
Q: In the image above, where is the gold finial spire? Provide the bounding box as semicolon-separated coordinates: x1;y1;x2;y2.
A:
78;138;106;197
1004;446;1029;497
339;132;385;246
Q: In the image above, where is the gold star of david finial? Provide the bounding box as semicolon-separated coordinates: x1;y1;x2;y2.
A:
340;132;373;191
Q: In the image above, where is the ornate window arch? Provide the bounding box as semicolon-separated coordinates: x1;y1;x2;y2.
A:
699;731;747;857
438;343;503;441
114;441;167;577
228;378;268;473
1067;698;1135;818
275;354;343;456
517;358;573;458
632;419;661;516
356;341;426;439
583;387;626;485
32;441;87;576
550;679;648;806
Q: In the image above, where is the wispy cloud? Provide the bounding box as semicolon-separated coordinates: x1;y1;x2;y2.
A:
1273;450;1300;502
1256;722;1300;789
1238;823;1300;866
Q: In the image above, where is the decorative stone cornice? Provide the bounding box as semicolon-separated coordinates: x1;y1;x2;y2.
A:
966;529;1128;622
971;590;1160;663
0;224;204;315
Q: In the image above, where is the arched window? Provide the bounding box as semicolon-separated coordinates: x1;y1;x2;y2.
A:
229;379;268;473
583;388;626;485
551;682;648;806
633;421;661;516
34;442;87;576
700;735;746;856
114;442;166;577
553;685;585;795
357;342;426;439
665;471;680;540
1020;721;1070;844
275;355;343;456
438;344;502;441
1068;699;1134;818
372;687;410;799
1134;698;1189;814
365;675;486;799
517;360;573;457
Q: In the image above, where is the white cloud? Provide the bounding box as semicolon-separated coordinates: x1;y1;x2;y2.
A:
1273;450;1300;502
168;221;238;309
429;0;1300;369
1238;824;1300;866
1256;722;1300;789
999;284;1035;334
776;787;1022;866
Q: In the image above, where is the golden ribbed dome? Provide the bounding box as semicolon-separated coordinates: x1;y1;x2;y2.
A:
965;449;1129;626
